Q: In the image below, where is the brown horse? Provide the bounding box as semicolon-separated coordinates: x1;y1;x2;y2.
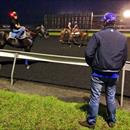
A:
59;28;71;45
59;28;88;47
70;30;88;45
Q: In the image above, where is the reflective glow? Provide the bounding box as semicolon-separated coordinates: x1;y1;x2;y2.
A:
123;10;130;18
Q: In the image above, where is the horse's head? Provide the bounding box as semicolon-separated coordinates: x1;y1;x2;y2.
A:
64;29;69;34
35;25;49;39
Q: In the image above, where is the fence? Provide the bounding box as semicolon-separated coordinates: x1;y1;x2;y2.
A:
43;13;130;30
43;13;92;29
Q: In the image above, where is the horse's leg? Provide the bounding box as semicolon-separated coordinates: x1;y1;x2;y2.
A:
72;35;79;45
23;38;33;51
78;32;85;47
59;32;64;43
23;44;30;69
0;32;6;49
24;45;32;52
23;39;33;69
24;49;30;69
0;40;6;49
78;33;83;47
44;31;49;39
67;33;72;47
81;32;88;46
24;59;30;69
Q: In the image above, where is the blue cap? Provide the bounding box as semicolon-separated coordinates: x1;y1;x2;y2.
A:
101;12;116;23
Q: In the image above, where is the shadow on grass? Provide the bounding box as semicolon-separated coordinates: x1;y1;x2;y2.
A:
59;95;90;103
79;101;108;122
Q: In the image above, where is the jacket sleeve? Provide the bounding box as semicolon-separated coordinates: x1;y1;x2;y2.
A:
84;34;99;66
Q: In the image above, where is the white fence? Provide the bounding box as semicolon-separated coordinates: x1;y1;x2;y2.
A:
0;49;129;107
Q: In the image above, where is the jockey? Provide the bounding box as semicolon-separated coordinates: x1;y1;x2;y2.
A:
72;21;80;35
8;11;26;39
67;22;72;31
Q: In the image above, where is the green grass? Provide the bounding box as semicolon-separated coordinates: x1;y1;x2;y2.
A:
0;90;130;130
49;31;130;37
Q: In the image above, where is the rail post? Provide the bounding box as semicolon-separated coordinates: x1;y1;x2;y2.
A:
120;66;125;107
10;53;18;87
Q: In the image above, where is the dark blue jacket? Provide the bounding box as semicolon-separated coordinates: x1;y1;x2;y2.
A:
85;26;127;72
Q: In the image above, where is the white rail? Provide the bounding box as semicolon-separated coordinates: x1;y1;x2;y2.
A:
0;49;129;107
0;49;88;66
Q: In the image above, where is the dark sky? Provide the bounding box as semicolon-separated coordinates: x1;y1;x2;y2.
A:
0;0;130;24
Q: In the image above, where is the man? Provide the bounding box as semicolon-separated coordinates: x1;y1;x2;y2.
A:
79;12;127;129
9;11;26;39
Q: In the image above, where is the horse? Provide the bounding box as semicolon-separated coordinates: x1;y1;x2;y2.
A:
70;27;88;47
0;25;49;68
0;25;49;52
59;28;88;47
59;28;71;46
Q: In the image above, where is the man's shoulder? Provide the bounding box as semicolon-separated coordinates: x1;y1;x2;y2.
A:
114;30;127;39
97;28;126;37
93;29;127;42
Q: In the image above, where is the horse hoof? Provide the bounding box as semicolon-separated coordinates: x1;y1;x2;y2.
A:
0;64;2;70
59;40;64;43
26;65;30;70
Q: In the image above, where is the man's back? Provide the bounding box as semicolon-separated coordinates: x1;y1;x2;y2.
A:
85;27;127;72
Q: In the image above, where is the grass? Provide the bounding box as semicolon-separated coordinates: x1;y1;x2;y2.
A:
0;90;130;130
49;31;130;37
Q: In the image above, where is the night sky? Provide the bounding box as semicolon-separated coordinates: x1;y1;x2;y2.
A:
0;0;130;24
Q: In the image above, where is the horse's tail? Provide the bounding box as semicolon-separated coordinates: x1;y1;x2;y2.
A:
0;31;6;48
0;31;5;39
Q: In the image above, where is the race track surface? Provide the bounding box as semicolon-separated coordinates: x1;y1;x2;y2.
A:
3;36;130;60
0;36;130;96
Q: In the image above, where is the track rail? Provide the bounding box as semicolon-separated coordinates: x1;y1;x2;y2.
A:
0;49;87;66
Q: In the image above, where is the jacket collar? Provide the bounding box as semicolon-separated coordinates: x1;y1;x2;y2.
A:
103;25;116;30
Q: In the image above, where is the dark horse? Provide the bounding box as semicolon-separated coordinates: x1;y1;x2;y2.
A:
0;25;49;52
0;25;49;68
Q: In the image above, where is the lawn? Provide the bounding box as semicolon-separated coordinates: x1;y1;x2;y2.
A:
49;31;130;37
0;89;130;130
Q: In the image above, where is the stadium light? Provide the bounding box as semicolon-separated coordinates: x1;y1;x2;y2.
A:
123;10;130;18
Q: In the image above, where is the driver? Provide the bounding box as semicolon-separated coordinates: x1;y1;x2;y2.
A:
8;11;26;39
